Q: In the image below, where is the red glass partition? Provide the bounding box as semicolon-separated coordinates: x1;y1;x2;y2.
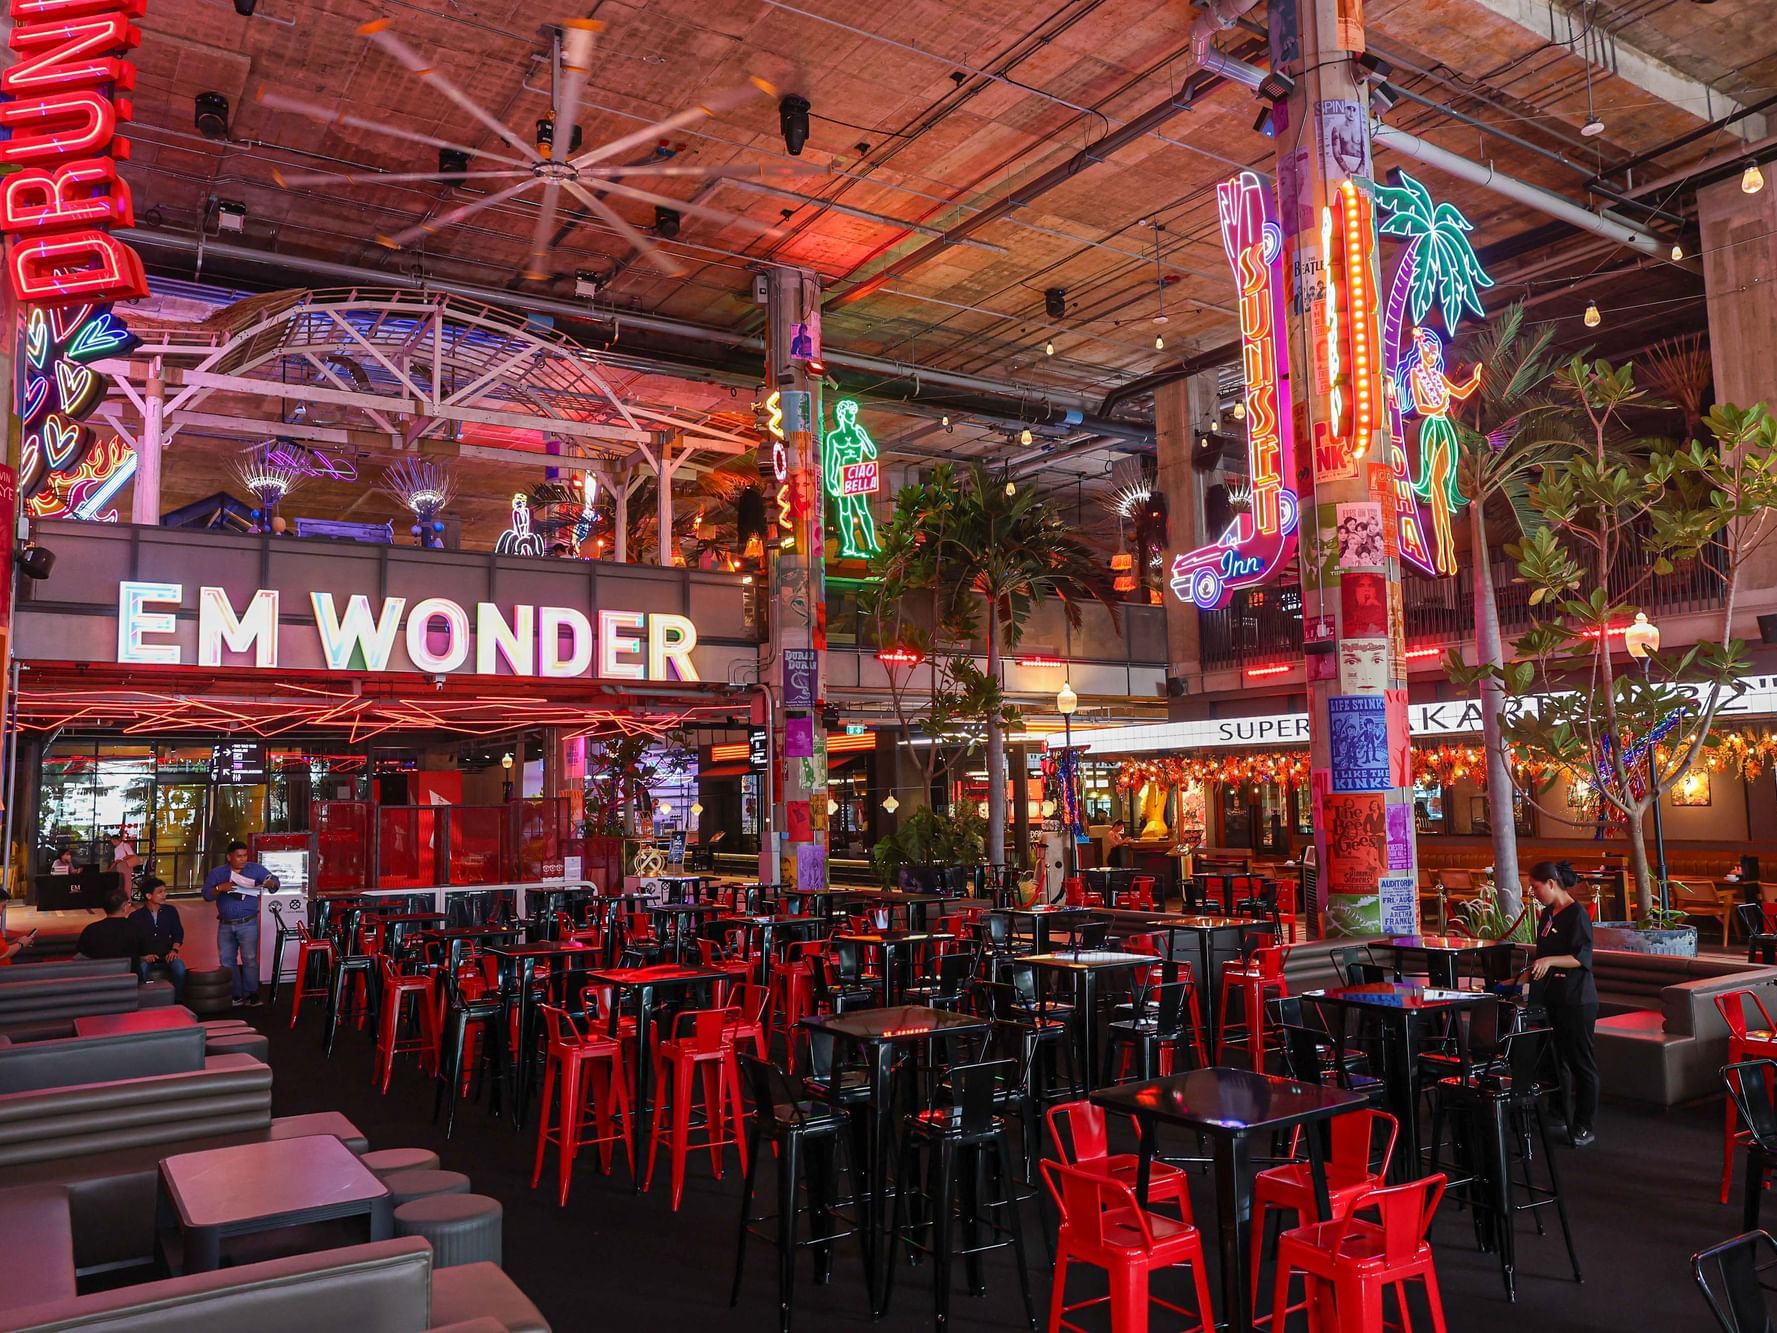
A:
513;797;569;880
450;805;509;885
314;801;370;890
376;805;441;887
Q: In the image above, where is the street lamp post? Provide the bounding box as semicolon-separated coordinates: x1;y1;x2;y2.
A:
1057;680;1079;884
1623;612;1670;917
501;751;514;803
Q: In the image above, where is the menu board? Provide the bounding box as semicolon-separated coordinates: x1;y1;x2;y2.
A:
256;849;309;893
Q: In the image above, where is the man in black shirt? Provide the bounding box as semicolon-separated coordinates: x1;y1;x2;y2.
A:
131;877;185;1002
76;885;141;968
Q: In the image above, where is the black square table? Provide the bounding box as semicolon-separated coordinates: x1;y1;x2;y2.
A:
831;929;932;1006
803;1004;990;1314
1302;982;1494;1180
1018;950;1157;1087
369;910;450;955
646;901;726;963
1092;1067;1366;1333
1003;905;1094;954
1127;914;1253;1034
486;940;601;1124
156;1134;391;1273
733;913;829;983
414;923;525;975
1375;934;1516;988
588;963;726;1192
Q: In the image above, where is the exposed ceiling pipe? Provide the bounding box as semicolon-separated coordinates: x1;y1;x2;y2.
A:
117;228;1130;423
1189;0;1269;91
1370;123;1689;266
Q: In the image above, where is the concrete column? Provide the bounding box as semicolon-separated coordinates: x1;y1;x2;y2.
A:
1154;373;1223;701
1278;0;1418;937
761;267;828;887
655;436;675;567
614;469;629;564
130;358;164;526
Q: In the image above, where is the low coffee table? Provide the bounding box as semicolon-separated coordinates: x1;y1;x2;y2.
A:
156;1134;391;1272
73;1008;197;1037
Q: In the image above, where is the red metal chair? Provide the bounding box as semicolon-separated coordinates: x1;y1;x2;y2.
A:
646;1006;749;1210
1046;1100;1193;1220
1041;1160;1214;1333
724;981;768;1061
1716;989;1777;1203
766;957;817;1072
287;922;334;1028
531;1003;632;1205
1271;1174;1450;1333
1216;936;1291;1071
373;952;440;1093
1125;875;1157;912
1251;1109;1398;1302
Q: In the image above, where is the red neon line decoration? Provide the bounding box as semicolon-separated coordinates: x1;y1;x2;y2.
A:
1245;663;1292;678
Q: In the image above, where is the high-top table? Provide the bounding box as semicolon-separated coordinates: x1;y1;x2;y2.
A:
732;913;829;983
1125;914;1252;1034
1019;950;1156;1087
485;940;599;1124
1375;934;1516;988
831;929;932;1006
413;923;525;975
1002;904;1094;954
156;1134;390;1273
1092;1067;1365;1333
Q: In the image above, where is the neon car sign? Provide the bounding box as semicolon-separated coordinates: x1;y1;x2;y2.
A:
1170;171;1297;611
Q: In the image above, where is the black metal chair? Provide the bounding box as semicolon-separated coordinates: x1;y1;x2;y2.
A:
1104;981;1198;1085
432;964;511;1140
906;950;977;1011
1694;1229;1777;1333
1726;1059;1777;1232
1740;905;1777;966
731;1052;859;1333
884;1058;1038;1329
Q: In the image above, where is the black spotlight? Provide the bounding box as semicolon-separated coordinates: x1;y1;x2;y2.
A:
654;206;681;238
15;543;55;581
736;488;766;548
195;92;230;141
233;0;256;12
438;148;469;182
779;94;811;156
1044;287;1067;320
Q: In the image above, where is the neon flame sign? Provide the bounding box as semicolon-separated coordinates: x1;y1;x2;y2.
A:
1170;171;1297;611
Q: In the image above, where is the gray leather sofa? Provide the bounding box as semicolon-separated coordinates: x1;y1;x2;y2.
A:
0;959;135;985
1592;950;1777;1105
0;1025;205;1095
0;1236;549;1332
0;971;173;1042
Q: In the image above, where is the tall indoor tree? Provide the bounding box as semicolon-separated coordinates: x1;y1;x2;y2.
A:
1445;304;1565;915
873;463;1118;867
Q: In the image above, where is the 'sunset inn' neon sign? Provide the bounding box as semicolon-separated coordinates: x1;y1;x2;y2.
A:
115;582;700;682
0;0;150;308
1169;170;1297;611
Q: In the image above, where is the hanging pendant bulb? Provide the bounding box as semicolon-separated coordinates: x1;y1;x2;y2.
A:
882;794;900;813
1744;161;1766;194
1044;340;1054;356
1004;480;1016;496
1670;241;1684;261
1584;300;1602;328
1019;426;1033;446
1154;332;1165;351
1232;400;1246;420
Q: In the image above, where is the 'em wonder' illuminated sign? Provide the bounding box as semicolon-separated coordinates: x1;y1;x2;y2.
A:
115;582;700;682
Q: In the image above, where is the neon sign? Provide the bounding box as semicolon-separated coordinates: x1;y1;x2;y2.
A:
1170;171;1297;611
19;302;139;521
764;390;793;543
1312;181;1385;483
823;398;879;558
0;0;149;308
115;581;701;682
493;492;545;556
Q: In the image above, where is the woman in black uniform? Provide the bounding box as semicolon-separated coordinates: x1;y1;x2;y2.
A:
1526;860;1599;1147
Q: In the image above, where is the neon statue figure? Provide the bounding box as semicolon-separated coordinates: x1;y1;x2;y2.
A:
823;398;880;559
494;492;545;557
1394;326;1481;577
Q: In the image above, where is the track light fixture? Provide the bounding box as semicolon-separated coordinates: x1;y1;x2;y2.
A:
195;92;230;141
654;206;681;238
438;147;469;181
779;94;811;156
1044;288;1067;320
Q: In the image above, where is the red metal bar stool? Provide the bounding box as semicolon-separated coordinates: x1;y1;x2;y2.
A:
1046;1100;1193;1219
1216;934;1290;1071
1252;1109;1398;1305
647;1006;749;1210
287;922;335;1028
767;958;817;1073
1271;1175;1450;1333
1125;875;1157;912
374;953;441;1093
1717;990;1777;1203
531;1003;633;1205
725;981;769;1062
1042;1160;1214;1333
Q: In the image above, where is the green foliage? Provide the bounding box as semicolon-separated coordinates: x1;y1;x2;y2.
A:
1635;898;1690;933
582;732;690;836
1452;881;1534;942
869;805;985;887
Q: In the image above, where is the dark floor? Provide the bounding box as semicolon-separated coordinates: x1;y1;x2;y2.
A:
246;998;1737;1333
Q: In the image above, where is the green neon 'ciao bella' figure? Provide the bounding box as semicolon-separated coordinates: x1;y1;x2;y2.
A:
824;398;880;558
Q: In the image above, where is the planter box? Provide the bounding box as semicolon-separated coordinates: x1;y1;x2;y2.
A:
1595;921;1700;958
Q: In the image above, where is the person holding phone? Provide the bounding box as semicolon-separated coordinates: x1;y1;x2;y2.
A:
202;842;278;1007
1526;859;1599;1147
0;899;36;964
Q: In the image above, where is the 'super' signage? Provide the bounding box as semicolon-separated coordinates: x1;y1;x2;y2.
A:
116;582;700;682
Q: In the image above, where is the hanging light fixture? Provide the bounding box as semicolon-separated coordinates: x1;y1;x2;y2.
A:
689;800;704;817
1155;332;1165;351
1670;241;1684;261
1004;479;1016;496
1584;300;1602;327
1019;426;1033;446
1044;340;1054;356
1744;161;1766;194
882;794;900;813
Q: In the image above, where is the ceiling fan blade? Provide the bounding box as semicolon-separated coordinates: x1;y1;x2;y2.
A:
376;178;540;250
359;19;540;162
523;179;564;281
588;177;781;237
581;161;829;180
561;180;685;277
257;88;530;167
273;168;533;189
552;18;600;156
571;78;777;168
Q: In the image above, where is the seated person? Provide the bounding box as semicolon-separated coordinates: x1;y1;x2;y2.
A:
131;877;185;1001
75;884;141;967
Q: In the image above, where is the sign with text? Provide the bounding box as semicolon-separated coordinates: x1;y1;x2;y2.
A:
783;647;818;709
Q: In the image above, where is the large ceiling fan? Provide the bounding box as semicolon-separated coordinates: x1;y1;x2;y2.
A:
266;18;812;279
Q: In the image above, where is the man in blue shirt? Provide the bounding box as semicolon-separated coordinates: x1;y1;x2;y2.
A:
201;842;278;1006
131;877;186;1002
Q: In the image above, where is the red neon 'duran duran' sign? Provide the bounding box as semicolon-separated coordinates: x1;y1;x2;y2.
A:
0;0;149;308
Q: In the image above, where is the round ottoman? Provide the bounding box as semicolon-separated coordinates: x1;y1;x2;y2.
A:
206;1032;271;1062
199;1019;253;1035
361;1148;441;1177
393;1193;502;1268
383;1168;472;1207
184;968;235;1016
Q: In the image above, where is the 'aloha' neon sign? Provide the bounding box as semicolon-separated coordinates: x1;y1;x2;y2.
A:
1170;170;1297;611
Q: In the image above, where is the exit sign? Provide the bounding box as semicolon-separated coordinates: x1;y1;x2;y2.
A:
844;723;866;735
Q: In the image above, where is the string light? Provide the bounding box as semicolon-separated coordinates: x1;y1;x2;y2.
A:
1004;479;1016;496
1744;161;1766;195
1584;300;1602;327
881;794;900;813
1154;332;1165;351
1044;340;1054;356
1019;427;1033;445
1670;242;1684;261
